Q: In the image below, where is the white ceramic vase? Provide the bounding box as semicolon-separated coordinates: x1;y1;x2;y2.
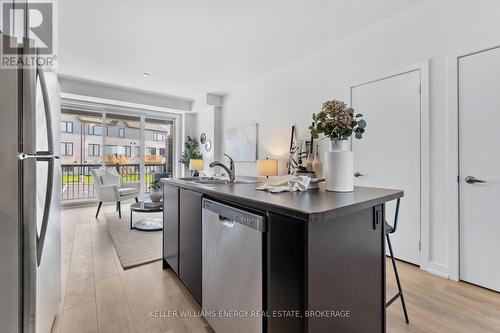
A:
149;190;162;202
324;139;353;192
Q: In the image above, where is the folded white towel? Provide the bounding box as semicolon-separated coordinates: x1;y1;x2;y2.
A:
256;175;311;193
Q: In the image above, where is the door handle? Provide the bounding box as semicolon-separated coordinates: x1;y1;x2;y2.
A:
354;172;363;177
36;157;55;266
465;176;486;184
36;66;54;156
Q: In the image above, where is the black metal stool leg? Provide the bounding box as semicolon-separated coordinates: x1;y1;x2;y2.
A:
386;234;409;324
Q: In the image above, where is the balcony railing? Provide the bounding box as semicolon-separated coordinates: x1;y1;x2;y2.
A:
61;163;172;201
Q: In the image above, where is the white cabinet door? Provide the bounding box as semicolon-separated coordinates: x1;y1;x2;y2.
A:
459;46;500;292
351;70;422;264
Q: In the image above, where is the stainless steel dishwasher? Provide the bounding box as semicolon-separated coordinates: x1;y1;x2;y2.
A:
202;198;265;333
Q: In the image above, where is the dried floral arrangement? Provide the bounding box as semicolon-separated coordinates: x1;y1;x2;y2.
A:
309;99;366;140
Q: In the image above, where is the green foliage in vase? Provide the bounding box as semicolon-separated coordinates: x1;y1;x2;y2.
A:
180;136;203;167
309;99;366;140
150;180;161;191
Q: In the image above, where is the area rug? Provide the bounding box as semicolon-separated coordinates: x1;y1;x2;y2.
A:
105;212;162;269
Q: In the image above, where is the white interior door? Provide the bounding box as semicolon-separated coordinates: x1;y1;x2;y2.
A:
351;70;422;265
459;46;500;292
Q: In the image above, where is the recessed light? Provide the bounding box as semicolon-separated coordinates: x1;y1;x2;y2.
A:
141;72;151;78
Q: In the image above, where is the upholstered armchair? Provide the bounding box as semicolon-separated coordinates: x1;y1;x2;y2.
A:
91;168;140;218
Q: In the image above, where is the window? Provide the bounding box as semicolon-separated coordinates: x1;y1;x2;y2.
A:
147;147;156;155
154;132;165;141
88;124;103;136
88;144;100;156
123;146;131;157
118;128;125;138
61;121;73;133
106;145;118;155
135;146;140;157
60;142;73;156
88;125;108;136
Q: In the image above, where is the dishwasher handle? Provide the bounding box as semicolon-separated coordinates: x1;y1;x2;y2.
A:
218;215;235;228
203;199;266;232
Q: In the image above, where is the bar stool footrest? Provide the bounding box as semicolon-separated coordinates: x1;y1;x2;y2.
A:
386;292;402;308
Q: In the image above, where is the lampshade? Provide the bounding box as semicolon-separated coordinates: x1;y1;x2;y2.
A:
189;159;204;171
257;158;278;177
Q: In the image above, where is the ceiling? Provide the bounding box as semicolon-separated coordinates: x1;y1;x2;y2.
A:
59;0;424;101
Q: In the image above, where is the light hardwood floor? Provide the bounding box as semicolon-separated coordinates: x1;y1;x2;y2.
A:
52;203;500;333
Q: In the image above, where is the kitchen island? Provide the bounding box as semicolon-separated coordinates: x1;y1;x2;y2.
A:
161;177;403;333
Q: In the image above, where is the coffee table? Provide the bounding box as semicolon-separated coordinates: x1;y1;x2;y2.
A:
130;201;163;231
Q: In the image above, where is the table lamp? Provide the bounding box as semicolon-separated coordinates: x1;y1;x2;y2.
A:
189;159;204;176
257;158;278;178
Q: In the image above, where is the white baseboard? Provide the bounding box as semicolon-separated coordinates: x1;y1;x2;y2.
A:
426;261;449;278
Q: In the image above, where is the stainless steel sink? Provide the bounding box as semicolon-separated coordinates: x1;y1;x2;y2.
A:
178;177;218;181
178;177;257;185
196;179;258;185
196;179;233;185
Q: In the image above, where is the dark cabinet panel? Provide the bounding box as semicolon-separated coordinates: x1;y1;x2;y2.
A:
267;212;305;333
307;205;385;333
163;183;179;274
179;188;203;304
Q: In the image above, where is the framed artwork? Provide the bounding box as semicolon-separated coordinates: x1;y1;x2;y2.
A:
224;123;257;161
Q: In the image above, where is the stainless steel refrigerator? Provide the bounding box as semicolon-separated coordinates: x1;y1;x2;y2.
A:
0;33;61;333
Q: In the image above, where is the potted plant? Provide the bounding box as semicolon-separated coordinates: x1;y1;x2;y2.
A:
149;180;162;202
309;99;366;192
180;136;203;175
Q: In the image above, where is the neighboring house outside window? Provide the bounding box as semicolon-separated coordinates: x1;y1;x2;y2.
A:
61;121;73;133
154;132;165;141
118;128;125;138
88;144;100;156
61;142;73;156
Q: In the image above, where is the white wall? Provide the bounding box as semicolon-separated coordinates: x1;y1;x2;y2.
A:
192;96;222;175
60;75;193;111
220;0;500;275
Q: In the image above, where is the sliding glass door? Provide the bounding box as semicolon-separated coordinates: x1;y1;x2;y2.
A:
60;108;177;202
104;113;142;186
60;109;104;201
144;117;174;193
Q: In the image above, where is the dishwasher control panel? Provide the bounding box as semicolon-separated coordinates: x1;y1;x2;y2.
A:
203;199;266;232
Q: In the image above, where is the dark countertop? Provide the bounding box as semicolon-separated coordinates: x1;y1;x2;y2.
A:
161;178;403;222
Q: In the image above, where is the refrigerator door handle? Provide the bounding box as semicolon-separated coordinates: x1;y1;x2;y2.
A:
17;153;59;160
36;156;55;266
36;66;54;156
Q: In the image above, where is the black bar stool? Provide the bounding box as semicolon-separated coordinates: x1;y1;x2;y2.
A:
385;198;409;324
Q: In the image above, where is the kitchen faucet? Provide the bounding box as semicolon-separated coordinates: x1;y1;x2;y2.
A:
209;154;235;182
